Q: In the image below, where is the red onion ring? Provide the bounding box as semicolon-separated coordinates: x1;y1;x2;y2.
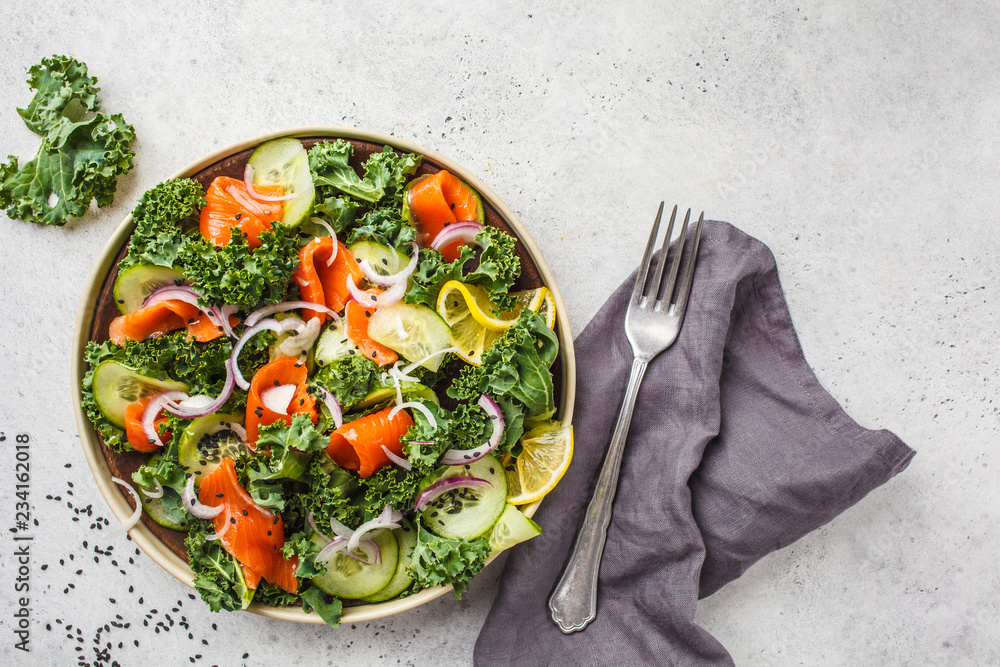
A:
430;221;484;253
106;477;143;539
142;285;236;339
163;358;237;419
347;505;403;552
440;394;505;465
346;274;406;309
182;476;224;519
314;386;343;429
205;515;232;542
315;536;381;565
230;317;302;390
358;243;419;287
399;346;461;375
141;390;189;448
310;218;339;267
381;445;412;471
140;479;164;499
243;164;301;202
245;301;339;328
260;384;296;415
414;477;492;513
388;401;437;430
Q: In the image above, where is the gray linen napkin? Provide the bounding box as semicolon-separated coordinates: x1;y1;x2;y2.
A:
474;220;915;666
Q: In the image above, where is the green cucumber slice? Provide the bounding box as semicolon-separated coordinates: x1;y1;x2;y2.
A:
178;413;249;481
419;455;507;540
139;487;191;532
360;520;417;603
311;529;399;600
314;318;357;367
488;504;541;555
113;264;186;314
92;361;188;429
355;381;439;410
366;303;452;372
348;241;412;277
247;137;315;227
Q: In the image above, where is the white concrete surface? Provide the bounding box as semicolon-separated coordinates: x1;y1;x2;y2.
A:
1;1;997;665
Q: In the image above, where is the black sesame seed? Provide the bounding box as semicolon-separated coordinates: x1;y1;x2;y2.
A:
229;517;236;524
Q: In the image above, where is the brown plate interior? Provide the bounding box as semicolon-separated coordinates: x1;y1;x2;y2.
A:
86;136;566;574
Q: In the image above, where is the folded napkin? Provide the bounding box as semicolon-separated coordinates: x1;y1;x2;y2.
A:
475;220;914;666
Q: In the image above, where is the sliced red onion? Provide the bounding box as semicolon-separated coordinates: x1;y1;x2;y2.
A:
399;346;461;375
381;445;412;471
307;512;332;544
205;517;232;542
245;301;339;328
388;401;437;430
139;478;164;499
177;395;216;411
261;384;296;415
388;360;420;384
347;505;403;552
315;386;343;429
315;536;381;565
310;218;339;267
107;477;143;540
440;393;505;465
142;390;189;448
329;517;354;539
243;164;300;202
164;358;237;419
229;423;248;443
346;274;406;308
231;317;303;390
182;476;224;520
430;221;484;252
277;317;321;358
142;285;235;338
414;477;492;513
358;243;419;287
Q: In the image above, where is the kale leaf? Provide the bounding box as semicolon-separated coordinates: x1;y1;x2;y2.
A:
309;140;419;204
118;178;204;272
1;55;135;226
311;354;382;410
185;522;255;612
408;522;491;599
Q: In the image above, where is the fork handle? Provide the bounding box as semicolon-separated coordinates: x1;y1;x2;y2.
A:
548;357;648;633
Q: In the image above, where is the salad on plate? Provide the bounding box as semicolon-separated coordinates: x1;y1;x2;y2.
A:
80;136;572;626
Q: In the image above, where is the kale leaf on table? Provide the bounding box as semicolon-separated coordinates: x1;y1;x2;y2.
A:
1;55;136;226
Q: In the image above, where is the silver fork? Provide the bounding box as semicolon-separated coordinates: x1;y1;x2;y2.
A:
548;204;705;634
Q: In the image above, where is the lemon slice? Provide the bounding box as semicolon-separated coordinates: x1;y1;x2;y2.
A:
504;421;574;505
438;281;520;331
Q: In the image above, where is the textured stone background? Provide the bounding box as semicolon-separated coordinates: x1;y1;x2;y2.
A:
1;1;997;665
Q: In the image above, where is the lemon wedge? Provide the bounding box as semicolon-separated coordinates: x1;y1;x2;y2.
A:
504;421;574;505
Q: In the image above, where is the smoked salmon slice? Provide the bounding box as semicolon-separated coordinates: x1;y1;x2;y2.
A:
124;396;171;452
244;356;318;447
197;457;299;593
108;299;234;345
345;297;398;367
327;405;414;478
292;237;365;322
200;176;283;248
407;170;481;261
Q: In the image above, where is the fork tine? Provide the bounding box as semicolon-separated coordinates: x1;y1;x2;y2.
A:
630;202;664;303
672;211;705;320
656;208;691;309
647;205;678;306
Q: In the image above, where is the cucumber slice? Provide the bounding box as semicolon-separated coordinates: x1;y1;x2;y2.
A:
178;413;249;481
139;487;191;532
92;361;188;429
247;137;315;227
420;455;507;540
113;264;186;314
488;504;541;555
355;381;439;410
314;318;358;367
311;529;399;600
360;520;418;603
366;303;452;372
348;241;412;277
